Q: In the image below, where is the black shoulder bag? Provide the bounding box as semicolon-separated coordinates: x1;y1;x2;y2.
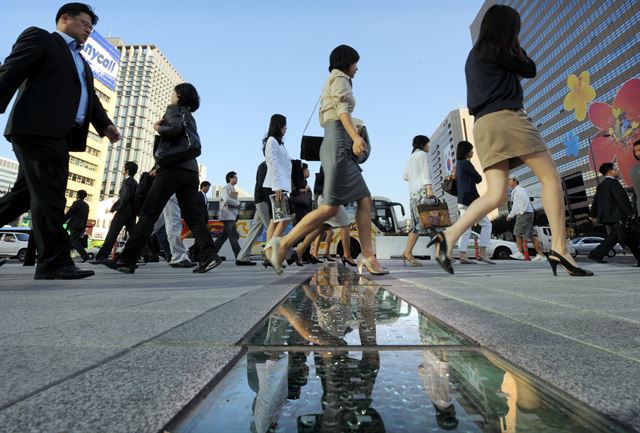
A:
154;107;202;167
300;97;323;161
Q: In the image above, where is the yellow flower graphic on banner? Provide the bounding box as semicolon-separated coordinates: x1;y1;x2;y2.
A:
563;71;596;121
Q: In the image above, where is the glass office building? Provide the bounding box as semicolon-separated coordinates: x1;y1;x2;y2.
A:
471;0;639;231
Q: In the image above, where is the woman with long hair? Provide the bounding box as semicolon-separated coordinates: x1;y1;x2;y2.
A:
401;135;433;266
428;5;593;277
262;114;292;264
266;44;386;276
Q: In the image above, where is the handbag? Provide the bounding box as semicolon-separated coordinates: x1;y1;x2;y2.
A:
154;107;201;167
417;198;451;229
354;123;371;164
442;175;457;196
300;97;323;161
617;216;640;245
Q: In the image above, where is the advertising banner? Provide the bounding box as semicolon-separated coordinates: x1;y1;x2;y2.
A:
81;30;120;90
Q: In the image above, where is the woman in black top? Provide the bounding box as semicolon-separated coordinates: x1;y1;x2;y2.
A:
429;5;592;277
104;83;221;274
454;141;494;264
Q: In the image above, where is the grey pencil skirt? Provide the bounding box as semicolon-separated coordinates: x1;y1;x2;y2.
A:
320;120;371;206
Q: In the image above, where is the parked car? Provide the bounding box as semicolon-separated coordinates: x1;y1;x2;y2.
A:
452;231;518;260
567;237;625;258
0;231;30;261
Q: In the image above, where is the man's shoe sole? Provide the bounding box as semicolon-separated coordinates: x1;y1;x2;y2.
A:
34;270;95;280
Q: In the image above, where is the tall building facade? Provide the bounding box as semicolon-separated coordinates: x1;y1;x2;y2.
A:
428;108;495;223
0;157;19;197
101;38;184;199
471;0;640;230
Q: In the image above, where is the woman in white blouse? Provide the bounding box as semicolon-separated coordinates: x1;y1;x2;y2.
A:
402;135;434;266
262;114;291;263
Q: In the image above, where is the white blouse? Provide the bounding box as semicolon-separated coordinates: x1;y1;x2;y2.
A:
263;136;292;192
403;150;432;194
319;69;356;127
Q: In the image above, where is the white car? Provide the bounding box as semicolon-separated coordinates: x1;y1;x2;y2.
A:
567;237;625;258
0;231;30;262
453;231;518;260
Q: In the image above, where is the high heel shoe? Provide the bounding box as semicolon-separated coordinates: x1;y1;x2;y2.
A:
401;253;422;267
286;251;304;267
262;237;284;276
341;256;357;267
357;257;389;275
308;255;322;264
324;254;335;262
426;233;454;275
548;250;594;276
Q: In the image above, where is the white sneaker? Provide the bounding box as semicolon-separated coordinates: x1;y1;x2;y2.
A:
510;252;525;260
531;255;546;262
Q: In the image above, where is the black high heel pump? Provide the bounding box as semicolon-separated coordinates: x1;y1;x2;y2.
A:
341;256;357;267
548;250;594;276
426;233;453;275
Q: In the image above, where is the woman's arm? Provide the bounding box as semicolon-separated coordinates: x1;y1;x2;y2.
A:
157;106;184;136
330;76;367;156
494;49;536;78
464;160;483;183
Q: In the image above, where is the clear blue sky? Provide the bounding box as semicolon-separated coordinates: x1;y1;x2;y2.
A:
0;0;482;212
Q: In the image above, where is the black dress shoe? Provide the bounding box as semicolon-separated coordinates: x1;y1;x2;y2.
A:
193;255;222;273
89;258;106;265
34;265;95;280
236;260;257;266
103;259;135;274
587;254;607;263
0;258;7;267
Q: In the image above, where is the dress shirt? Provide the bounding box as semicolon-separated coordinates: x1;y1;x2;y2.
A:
508;185;534;218
56;30;88;125
403;150;432;194
263;137;292;192
319;69;355;127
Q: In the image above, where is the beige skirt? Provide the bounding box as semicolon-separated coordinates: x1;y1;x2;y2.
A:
473;109;548;170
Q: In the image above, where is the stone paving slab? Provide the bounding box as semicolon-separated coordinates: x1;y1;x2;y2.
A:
0;261;314;433
380;259;640;432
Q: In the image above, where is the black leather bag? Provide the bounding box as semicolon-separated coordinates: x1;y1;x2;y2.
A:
300;135;323;161
617;216;640;244
443;175;457;196
353;124;371;164
154;108;201;167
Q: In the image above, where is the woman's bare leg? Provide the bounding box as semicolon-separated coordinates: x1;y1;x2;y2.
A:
355;195;385;270
519;150;575;264
403;232;419;258
442;161;510;256
277;205;339;261
341;225;353;258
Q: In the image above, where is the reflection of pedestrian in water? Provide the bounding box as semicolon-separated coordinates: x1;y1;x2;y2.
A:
418;351;459;431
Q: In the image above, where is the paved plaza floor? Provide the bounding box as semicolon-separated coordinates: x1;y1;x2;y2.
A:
0;257;638;432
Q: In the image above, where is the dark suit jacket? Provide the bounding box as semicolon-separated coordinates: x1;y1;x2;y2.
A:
0;27;112;151
110;177;138;216
456;159;482;206
64;199;89;229
589;177;634;224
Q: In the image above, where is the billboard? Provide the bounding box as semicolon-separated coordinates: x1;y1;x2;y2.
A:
81;30;120;90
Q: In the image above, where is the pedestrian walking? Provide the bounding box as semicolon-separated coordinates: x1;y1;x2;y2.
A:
91;161;138;263
0;3;120;279
630;140;640;214
188;180;211;261
213;171;242;259
454;141;494;265
588;162;640;266
153;194;197;268
262;114;292;267
428;5;592;277
104;83;220;274
64;189;90;262
402;135;434;266
235;161;269;266
267;45;386;276
506;178;545;261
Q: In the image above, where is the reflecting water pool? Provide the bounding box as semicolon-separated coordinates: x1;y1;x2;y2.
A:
172;349;630;433
246;284;470;347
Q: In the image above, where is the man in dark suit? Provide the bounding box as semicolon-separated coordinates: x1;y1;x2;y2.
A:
91;162;138;263
64;189;90;261
589;162;640;265
0;3;120;279
188;180;211;260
